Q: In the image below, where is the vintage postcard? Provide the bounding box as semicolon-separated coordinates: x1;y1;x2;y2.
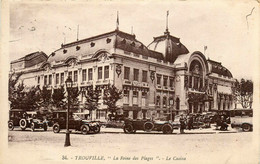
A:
0;0;259;164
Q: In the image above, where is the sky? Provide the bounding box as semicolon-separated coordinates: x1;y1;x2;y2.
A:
9;1;259;80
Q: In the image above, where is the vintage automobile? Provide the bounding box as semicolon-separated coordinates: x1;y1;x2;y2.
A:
8;109;48;131
123;118;179;134
52;111;100;134
230;108;253;132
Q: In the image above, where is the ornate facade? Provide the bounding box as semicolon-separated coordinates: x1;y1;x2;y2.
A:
10;27;235;120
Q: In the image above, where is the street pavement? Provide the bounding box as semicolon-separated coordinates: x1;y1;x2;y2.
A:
6;125;257;164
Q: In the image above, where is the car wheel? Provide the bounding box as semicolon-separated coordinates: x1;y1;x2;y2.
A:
19;119;27;131
123;124;134;134
53;123;60;133
31;122;35;132
94;126;100;133
144;121;154;132
8;122;14;131
43;123;48;131
242;124;251;132
81;125;90;135
162;124;173;134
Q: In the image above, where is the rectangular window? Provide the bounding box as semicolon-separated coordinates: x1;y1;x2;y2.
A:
88;68;93;81
141;92;147;106
133;69;139;81
133;91;138;105
56;74;59;85
61;73;64;84
49;75;52;85
98;67;102;80
157;75;161;85
37;76;40;84
68;71;72;80
124;67;130;80
170;78;174;87
142;70;147;82
163;77;168;86
123;90;129;104
44;75;47;85
156;96;161;106
82;69;87;82
104;66;109;79
163;97;167;107
74;71;78;82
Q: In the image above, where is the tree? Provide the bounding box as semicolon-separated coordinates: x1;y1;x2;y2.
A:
234;78;253;108
69;87;81;108
103;84;122;118
8;72;23;107
23;86;41;110
39;86;52;110
9;82;26;109
52;86;66;109
84;85;100;120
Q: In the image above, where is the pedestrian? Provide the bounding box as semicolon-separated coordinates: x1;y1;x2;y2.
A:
220;116;228;131
187;114;193;130
179;114;186;134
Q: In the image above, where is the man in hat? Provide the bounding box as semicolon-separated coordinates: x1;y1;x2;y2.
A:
179;114;186;134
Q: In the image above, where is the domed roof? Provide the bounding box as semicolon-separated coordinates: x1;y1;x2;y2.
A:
148;30;189;63
208;59;233;78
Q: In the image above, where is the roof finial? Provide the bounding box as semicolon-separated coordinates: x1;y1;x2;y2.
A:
116;11;119;31
166;10;169;32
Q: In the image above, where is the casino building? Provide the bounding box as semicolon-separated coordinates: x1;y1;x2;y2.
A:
10;22;236;120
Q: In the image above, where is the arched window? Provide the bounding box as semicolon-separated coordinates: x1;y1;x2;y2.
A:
176;97;180;110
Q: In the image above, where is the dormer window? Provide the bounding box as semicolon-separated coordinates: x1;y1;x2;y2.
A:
90;42;95;47
51;52;55;56
121;39;126;44
76;46;80;51
131;42;135;47
139;44;144;49
63;49;67;54
106;38;111;43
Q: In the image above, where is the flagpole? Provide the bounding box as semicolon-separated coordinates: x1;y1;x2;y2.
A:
166;10;169;32
77;25;79;41
116;11;119;31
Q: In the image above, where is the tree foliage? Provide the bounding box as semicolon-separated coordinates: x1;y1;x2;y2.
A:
8;72;22;104
69;87;81;108
8;72;41;110
52;86;66;109
103;84;122;116
84;85;100;119
234;78;253;108
39;86;52;109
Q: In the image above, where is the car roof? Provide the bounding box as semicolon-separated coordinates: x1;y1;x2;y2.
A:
10;109;25;112
26;111;37;114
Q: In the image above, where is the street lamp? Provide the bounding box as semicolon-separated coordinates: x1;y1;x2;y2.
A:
65;77;73;147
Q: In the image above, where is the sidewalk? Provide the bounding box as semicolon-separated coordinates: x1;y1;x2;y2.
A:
100;125;238;134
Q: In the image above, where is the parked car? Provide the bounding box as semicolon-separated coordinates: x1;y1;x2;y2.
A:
52;110;100;134
230;108;253;132
123;118;179;134
8;109;48;131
